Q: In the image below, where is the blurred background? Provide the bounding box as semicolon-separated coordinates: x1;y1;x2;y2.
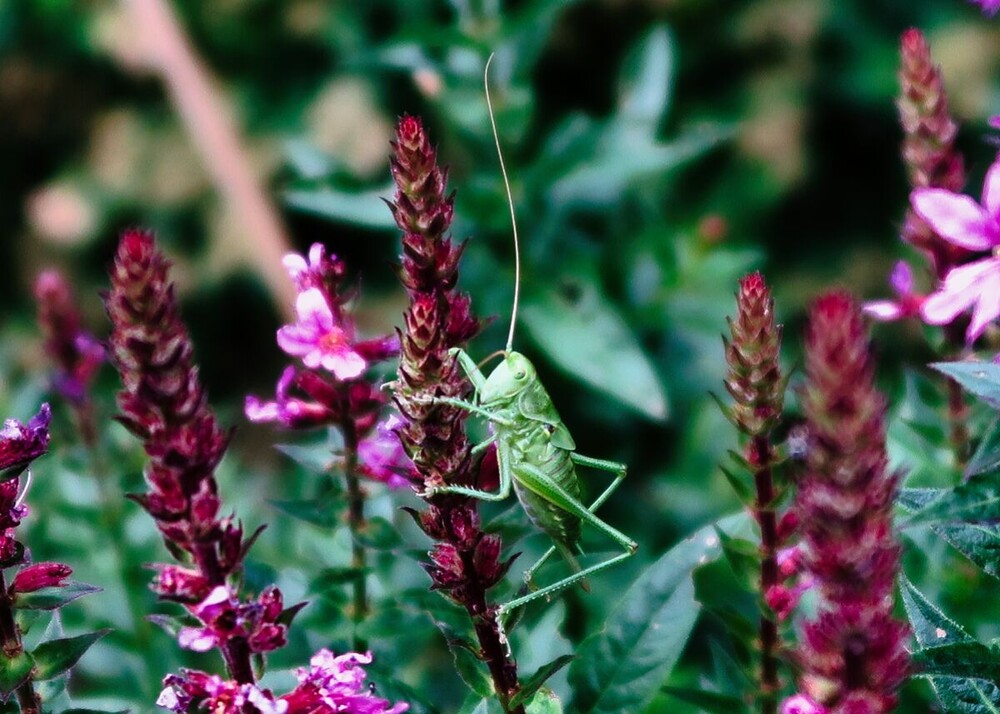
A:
0;0;998;711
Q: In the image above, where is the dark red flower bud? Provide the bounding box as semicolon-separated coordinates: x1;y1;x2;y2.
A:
11;562;72;594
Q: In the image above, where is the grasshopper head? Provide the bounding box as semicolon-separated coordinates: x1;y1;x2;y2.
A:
480;351;535;406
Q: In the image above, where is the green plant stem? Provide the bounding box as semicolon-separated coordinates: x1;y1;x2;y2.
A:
0;572;39;714
340;417;369;652
86;442;159;696
753;435;780;714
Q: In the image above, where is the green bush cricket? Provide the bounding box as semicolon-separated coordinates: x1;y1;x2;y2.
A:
423;55;638;642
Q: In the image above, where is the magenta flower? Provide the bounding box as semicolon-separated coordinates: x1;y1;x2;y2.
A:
281;649;408;714
158;670;287;714
357;415;415;489
0;404;51;480
782;694;827;714
283;243;345;293
277;288;366;379
245;366;338;428
178;585;287;654
10;562;72;594
973;0;1000;15
863;261;925;321
912;159;1000;341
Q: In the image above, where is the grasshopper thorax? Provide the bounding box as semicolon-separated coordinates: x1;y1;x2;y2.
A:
479;351;536;406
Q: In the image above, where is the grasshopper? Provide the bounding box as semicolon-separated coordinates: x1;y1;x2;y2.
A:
423;55;638;637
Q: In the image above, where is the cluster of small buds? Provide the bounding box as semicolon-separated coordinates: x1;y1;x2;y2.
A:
105;230;288;686
33;269;105;442
177;585;286;655
724;272;785;436
245;243;411;489
897;28;968;279
158;649;408;714
786;292;909;714
389;114;522;709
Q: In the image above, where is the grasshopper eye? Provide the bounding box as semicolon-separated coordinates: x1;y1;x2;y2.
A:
514;370;527;380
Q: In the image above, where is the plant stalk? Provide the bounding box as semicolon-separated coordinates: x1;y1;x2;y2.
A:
340;414;369;652
753;436;780;714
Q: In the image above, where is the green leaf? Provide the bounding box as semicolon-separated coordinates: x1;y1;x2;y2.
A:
932;522;1000;580
715;530;759;592
0;651;33;698
285;185;398;231
510;655;574;708
274;442;338;474
524;687;562;714
268;496;343;529
968;415;1000;478
567;519;728;713
617;26;674;126
12;581;101;611
521;284;668;420
900;576;1000;713
914;642;1000;681
904;473;1000;526
932;362;1000;408
354;516;403;550
661;686;748;714
32;629;110;680
433;620;493;699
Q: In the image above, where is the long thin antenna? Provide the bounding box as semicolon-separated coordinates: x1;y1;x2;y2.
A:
484;53;521;353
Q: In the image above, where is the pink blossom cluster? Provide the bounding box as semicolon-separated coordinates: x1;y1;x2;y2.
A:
176;585;286;655
158;649;408;714
246;244;411;489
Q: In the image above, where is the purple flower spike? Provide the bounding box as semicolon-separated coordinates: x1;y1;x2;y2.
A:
0;404;51;479
277;288;366;379
863;261;926;321
913;158;1000;341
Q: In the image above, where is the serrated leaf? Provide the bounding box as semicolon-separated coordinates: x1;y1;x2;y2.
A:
567;519;728;713
12;581;100;611
914;642;1000;681
433;621;492;699
510;655;574;708
521;284;668;421
932;521;1000;580
968;415;1000;478
662;686;748;714
900;576;1000;713
33;629;110;680
0;651;33;698
933;362;1000;408
904;473;1000;526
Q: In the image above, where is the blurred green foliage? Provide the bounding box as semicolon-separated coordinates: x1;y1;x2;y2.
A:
0;0;999;711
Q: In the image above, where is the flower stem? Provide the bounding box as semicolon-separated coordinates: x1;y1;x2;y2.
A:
753;436;780;714
0;573;39;714
192;543;255;684
340;415;369;652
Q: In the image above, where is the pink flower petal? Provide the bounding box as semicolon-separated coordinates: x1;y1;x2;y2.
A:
912;189;995;250
282;253;308;280
921;259;999;324
245;397;280;423
307;243;325;267
983;159;1000;217
276;325;317;357
295;288;334;332
968;268;1000;341
323;350;366;380
862;301;903;321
